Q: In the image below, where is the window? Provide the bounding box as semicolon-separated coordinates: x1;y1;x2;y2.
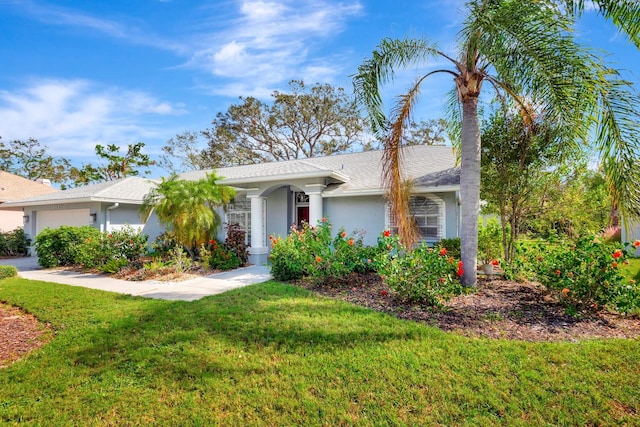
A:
226;195;251;244
387;195;444;242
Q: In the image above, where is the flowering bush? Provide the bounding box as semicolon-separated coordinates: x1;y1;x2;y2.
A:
206;239;241;271
269;220;372;283
533;236;640;314
375;231;464;306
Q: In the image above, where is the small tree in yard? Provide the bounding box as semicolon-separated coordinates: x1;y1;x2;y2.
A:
139;173;235;256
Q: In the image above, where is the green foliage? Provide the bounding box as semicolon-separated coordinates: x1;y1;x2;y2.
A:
206;239;241;271
375;231;464;306
166;246;193;274
139;173;235;252
98;258;129;274
150;232;179;256
69;142;156;186
439;237;461;259
225;223;248;265
35;225;147;269
0;265;18;279
478;218;503;265
0;228;31;256
35;226;102;268
269;220;372;283
0;137;72;187
199;80;369;167
532;237;640;314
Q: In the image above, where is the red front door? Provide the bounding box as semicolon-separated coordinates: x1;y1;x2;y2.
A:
297;206;309;227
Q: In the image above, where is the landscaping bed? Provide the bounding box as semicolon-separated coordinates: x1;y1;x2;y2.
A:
294;273;640;342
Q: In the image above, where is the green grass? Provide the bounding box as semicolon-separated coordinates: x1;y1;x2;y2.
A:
1;278;639;426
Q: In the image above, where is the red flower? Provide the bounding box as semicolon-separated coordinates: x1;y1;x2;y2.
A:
209;239;215;245
439;277;446;283
387;245;392;250
315;256;322;263
383;230;391;237
491;259;499;266
634;240;640;248
340;231;347;238
381;290;388;296
439;247;447;256
555;269;561;275
613;249;623;259
457;268;464;276
348;239;354;246
562;288;570;296
458;261;464;268
612;261;618;268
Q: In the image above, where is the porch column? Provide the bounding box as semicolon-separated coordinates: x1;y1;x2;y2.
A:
306;184;326;225
248;195;268;265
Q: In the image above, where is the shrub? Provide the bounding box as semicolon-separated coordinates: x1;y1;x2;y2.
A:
0;265;18;279
151;232;179;257
439;237;461;260
225;223;248;265
478;218;503;265
0;228;31;256
375;231;464;306
206;239;241;271
533;236;640;314
269;220;372;284
35;226;101;268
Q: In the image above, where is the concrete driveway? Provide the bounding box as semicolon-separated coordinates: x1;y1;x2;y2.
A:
0;257;271;302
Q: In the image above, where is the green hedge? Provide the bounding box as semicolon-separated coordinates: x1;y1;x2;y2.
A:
0;265;18;279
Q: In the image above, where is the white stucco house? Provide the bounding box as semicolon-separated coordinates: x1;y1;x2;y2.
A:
0;171;60;233
2;145;461;264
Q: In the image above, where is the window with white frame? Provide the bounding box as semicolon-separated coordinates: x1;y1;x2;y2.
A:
386;195;444;242
226;195;251;244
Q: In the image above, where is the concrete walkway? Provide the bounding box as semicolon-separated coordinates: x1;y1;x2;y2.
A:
0;256;271;301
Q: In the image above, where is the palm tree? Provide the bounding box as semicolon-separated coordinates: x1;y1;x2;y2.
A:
353;0;640;286
139;173;235;254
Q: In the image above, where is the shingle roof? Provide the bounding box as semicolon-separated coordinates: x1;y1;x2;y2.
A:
1;176;157;207
0;171;59;203
180;145;459;195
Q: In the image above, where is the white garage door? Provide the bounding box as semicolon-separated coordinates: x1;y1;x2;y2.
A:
36;209;91;235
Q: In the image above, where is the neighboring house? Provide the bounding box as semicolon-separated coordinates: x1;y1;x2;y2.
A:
2;146;461;264
0;171;60;232
182;145;461;264
1;177;164;253
622;221;640;257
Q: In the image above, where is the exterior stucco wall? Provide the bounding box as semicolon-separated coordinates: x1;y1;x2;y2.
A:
323;196;387;246
0;207;24;232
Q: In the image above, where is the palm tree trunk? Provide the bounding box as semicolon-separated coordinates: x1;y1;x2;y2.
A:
460;98;481;287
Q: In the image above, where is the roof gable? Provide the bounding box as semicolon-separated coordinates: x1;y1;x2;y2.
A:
0;171;59;203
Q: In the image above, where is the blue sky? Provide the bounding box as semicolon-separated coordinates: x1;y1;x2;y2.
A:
1;0;638;176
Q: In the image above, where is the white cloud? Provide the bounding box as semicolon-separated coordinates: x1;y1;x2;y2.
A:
187;0;363;96
0;79;186;159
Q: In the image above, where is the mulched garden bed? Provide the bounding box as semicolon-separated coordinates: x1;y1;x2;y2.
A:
0;304;52;369
293;273;640;342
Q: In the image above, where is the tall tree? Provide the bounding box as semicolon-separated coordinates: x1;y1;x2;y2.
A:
0;137;72;187
480;106;568;260
70;142;156;186
139;173;235;254
353;0;640;286
200;80;370;167
158;131;212;174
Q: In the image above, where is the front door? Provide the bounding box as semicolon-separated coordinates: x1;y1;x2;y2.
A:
297;206;309;227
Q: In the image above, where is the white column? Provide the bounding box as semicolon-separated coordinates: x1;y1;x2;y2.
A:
305;184;326;226
248;195;268;265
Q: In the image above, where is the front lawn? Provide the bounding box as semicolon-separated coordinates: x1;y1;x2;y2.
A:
1;278;639;425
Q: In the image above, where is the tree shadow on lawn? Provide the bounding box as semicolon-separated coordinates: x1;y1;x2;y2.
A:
65;282;430;381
